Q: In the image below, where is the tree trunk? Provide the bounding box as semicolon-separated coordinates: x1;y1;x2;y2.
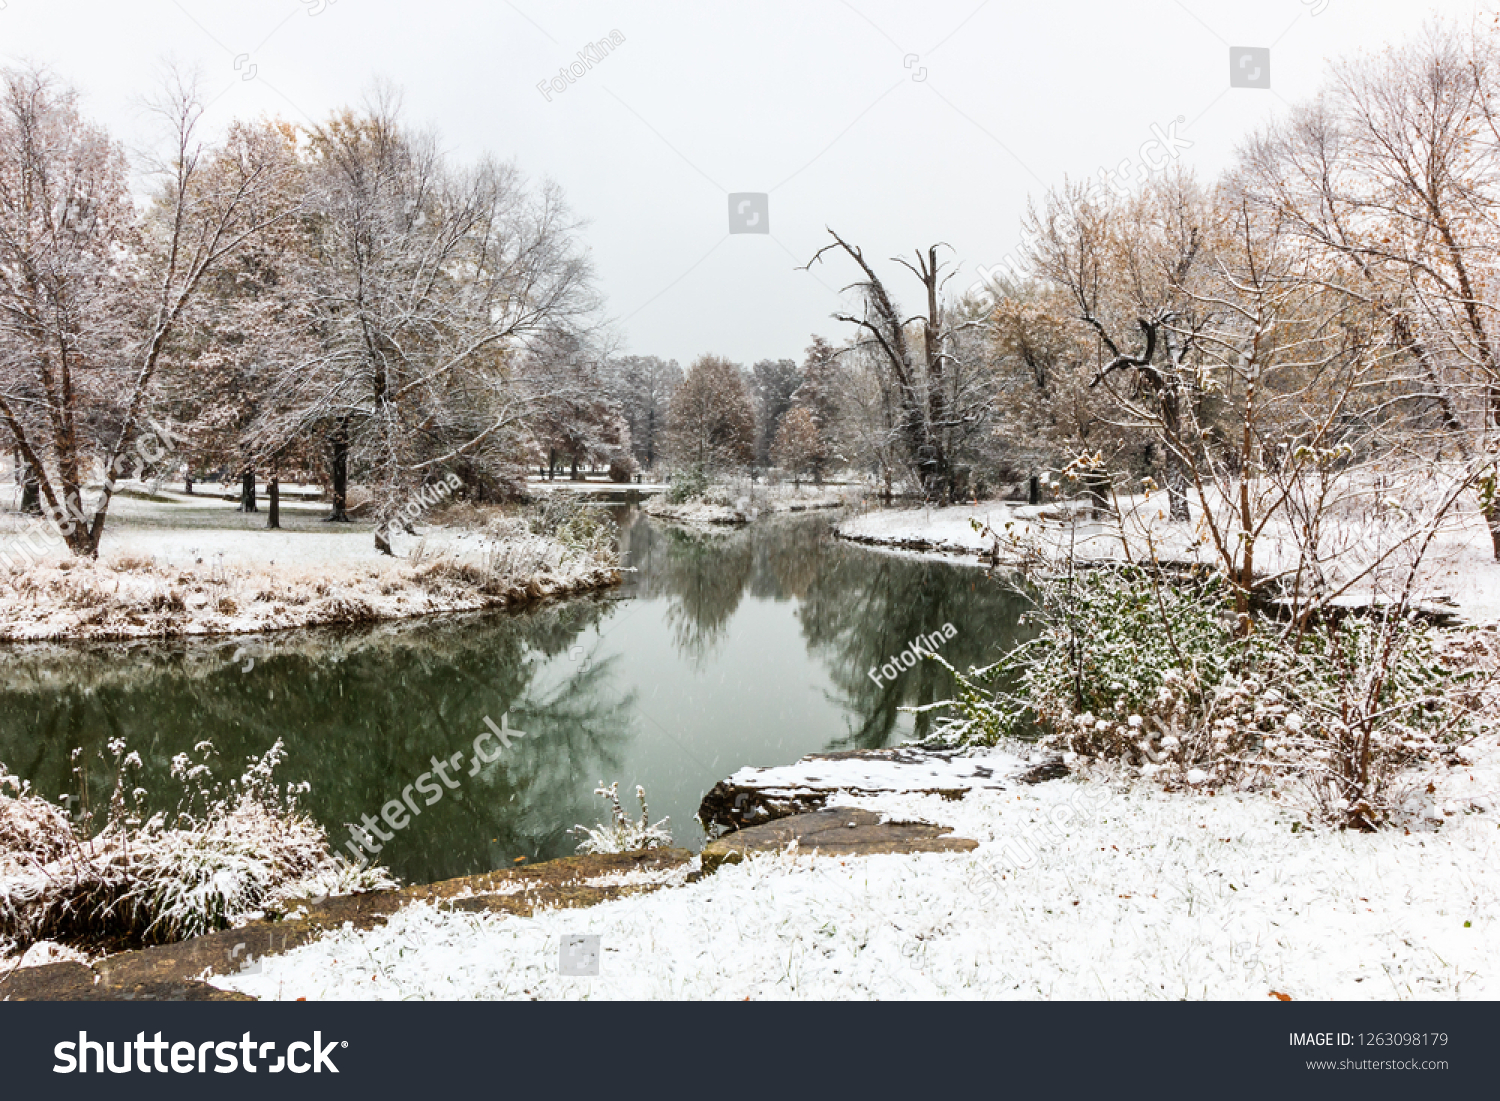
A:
921;246;950;503
325;421;350;522
570;455;580;481
184;474;194;495
1159;388;1191;522
239;468;258;513
62;521;98;557
1488;495;1500;563
19;466;40;515
1084;472;1112;519
54;486;98;557
1167;463;1190;522
267;474;280;530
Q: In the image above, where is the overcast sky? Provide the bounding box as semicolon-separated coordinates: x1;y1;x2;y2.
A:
1;0;1487;366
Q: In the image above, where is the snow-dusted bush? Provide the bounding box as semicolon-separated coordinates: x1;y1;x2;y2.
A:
406;499;617;597
665;465;711;505
523;496;616;561
928;566;1486;828
0;740;389;955
571;783;672;855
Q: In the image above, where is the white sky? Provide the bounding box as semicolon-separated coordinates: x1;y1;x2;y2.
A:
1;0;1488;365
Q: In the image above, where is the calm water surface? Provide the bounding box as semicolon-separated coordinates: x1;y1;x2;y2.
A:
0;510;1028;885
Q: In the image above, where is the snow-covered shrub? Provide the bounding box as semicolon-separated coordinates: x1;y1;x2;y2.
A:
666;466;711;505
571;783;673;855
524;496;615;561
928;566;1482;828
0;741;389;955
407;499;616;597
0;768;74;868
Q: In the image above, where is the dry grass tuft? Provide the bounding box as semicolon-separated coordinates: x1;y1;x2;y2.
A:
107;552;156;572
0;744;391;954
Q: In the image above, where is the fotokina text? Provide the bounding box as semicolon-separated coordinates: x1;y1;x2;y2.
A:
868;622;957;687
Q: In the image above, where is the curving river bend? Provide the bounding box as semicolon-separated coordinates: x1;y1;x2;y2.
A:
0;510;1029;886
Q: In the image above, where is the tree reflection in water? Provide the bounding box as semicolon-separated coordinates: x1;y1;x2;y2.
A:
1;509;1030;883
620;510;1030;749
0;599;633;884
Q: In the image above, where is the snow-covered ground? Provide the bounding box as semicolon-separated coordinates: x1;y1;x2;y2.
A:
837;491;1500;625
2;482;497;571
715;745;1031;800
0;484;618;640
212;731;1499;1001
837;502;1022;557
644;482;855;526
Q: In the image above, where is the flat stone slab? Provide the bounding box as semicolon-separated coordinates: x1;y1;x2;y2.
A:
698;744;1064;831
701;807;977;874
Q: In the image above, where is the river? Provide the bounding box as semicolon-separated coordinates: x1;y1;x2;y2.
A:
0;510;1029;886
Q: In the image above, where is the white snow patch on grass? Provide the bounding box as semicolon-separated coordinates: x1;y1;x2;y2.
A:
718;744;1032;798
213;733;1500;1001
0;486;618;641
836;492;1500;625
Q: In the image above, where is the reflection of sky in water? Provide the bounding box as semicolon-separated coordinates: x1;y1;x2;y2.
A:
0;512;1029;886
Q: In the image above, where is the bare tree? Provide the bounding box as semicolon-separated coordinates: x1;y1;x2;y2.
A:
1236;20;1500;557
156;118;316;523
607;354;682;470
804;230;984;501
254;88;599;551
984;283;1128;488
530;329;633;482
1161;196;1411;629
1028;174;1211;520
0;66;296;557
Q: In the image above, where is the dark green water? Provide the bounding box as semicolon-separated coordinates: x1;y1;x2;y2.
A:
0;511;1028;886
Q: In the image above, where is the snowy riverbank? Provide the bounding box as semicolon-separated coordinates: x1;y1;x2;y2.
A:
643;482;855;526
210;730;1499;1001
0;486;619;641
836;494;1500;625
